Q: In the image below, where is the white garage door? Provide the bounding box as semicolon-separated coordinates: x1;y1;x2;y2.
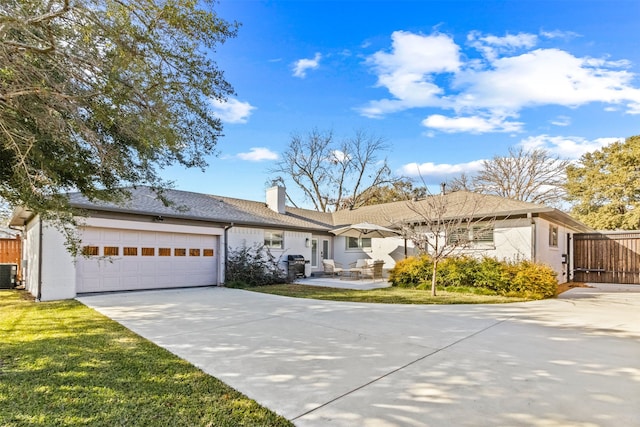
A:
77;227;219;293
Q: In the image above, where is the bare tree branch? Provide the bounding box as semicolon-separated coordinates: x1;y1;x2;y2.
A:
470;147;569;207
271;129;398;212
392;190;497;296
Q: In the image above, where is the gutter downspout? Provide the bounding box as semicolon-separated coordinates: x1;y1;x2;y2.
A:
37;218;43;302
223;223;234;285
529;213;536;263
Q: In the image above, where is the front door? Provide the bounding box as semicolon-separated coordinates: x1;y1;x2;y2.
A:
311;239;318;268
322;239;330;261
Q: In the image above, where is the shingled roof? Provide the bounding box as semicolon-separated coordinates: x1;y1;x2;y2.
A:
61;186;590;233
67;186;335;232
331;191;591;232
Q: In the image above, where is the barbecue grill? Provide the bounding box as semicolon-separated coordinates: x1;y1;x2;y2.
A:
286;255;306;279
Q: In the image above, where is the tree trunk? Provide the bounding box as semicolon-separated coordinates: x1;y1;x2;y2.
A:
431;258;438;297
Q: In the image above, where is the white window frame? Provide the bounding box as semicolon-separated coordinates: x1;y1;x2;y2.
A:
549;225;559;247
346;236;372;251
447;225;494;246
264;231;284;249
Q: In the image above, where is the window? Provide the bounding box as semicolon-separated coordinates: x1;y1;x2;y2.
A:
549;225;558;247
447;228;469;245
447;225;494;245
159;248;171;256
203;249;214;257
174;248;186;256
472;226;494;244
82;246;99;256
346;237;372;250
123;247;138;256
264;231;284;249
141;248;155;256
189;248;201;256
103;246;119;256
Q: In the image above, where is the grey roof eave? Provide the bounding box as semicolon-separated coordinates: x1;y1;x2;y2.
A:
73;203;332;233
9;206;35;227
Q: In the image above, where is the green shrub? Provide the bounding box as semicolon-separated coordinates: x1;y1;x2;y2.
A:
507;261;558;299
436;256;479;288
388;255;432;288
475;257;511;291
389;254;558;299
226;244;290;287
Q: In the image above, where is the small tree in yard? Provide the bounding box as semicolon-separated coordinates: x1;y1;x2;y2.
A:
225;244;289;287
394;190;496;296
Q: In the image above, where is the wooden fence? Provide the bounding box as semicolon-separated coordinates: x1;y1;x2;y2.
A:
0;237;21;281
573;232;640;284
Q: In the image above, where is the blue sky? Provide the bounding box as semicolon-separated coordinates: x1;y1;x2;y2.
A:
166;0;640;208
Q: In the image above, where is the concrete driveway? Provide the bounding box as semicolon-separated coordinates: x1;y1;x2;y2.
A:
78;284;640;426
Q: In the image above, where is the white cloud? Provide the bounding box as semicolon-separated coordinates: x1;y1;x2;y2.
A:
359;30;640;131
399;160;485;180
628;102;640;114
468;31;538;61
422;114;523;133
453;48;640;112
357;31;460;117
292;53;322;78
330;150;349;163
518;134;621;159
369;31;461;75
210;98;256;124
540;29;580;40
550;115;571;126
237;147;279;162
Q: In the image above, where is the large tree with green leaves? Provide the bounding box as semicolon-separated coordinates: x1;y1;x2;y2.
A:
1;0;237;222
357;179;427;207
566;135;640;230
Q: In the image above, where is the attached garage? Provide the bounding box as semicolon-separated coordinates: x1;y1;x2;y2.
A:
77;227;219;293
8;185;328;301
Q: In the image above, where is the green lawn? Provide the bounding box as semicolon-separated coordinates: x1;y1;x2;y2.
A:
232;283;531;304
0;291;292;427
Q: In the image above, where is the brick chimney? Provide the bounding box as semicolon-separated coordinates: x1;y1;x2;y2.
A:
266;185;286;214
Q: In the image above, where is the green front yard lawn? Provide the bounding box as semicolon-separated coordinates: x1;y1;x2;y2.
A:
233;284;532;304
0;291;292;427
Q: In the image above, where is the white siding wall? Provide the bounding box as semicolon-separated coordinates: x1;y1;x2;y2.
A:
23;216;40;298
330;218;536;275
226;227;313;276
23;220;77;301
475;218;533;262
41;223;76;301
534;218;572;284
22;217;75;301
333;235;414;270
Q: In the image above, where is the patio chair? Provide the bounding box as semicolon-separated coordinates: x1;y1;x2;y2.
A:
370;260;385;281
349;259;372;279
322;259;344;277
356;259;384;281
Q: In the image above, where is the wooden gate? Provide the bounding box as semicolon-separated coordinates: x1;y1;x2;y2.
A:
573;232;640;284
